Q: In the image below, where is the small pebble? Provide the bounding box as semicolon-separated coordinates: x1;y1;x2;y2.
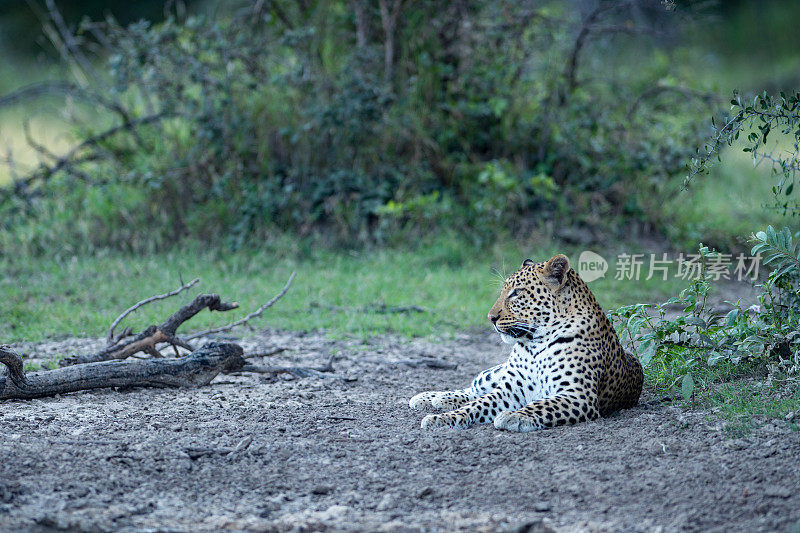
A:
417;487;433;499
312;485;333;495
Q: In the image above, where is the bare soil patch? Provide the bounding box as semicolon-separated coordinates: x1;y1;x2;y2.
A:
1;329;799;532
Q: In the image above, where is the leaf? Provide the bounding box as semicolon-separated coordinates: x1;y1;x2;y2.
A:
681;373;695;401
725;309;739;326
683;316;707;328
767;225;777;243
696;333;715;347
640;343;656;367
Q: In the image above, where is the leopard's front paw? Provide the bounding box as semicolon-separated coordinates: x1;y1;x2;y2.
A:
409;392;436;411
409;391;464;411
494;410;541;433
420;413;470;429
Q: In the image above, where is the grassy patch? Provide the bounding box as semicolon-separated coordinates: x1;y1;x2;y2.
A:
698;380;800;437
1;239;686;343
642;345;800;437
665;139;795;251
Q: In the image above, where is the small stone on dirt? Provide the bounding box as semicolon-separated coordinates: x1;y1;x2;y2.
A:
513;519;556;533
764;487;792;499
312;485;334;495
376;494;394;511
416;487;433;499
646;438;667;455
534;502;551;512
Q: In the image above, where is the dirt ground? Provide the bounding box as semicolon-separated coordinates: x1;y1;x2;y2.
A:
1;329;799;533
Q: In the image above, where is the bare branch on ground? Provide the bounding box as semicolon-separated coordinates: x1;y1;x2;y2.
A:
240;355;335;379
0;342;244;401
60;273;295;367
60;293;239;366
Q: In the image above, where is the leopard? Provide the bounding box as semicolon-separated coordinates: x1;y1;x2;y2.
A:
409;254;643;432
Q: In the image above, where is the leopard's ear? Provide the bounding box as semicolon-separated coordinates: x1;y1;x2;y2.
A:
543;254;570;290
521;258;535;268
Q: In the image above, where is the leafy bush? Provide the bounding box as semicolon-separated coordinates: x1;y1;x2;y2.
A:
1;1;713;252
613;88;800;396
611;241;799;399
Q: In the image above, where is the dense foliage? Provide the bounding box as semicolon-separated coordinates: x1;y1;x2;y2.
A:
0;0;713;252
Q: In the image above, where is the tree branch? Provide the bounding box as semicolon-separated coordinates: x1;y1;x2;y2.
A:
378;0;404;83
107;278;200;343
0;81;132;122
186;272;296;341
627;84;718;119
60;293;239;366
43;0;100;82
561;1;642;102
10;112;170;192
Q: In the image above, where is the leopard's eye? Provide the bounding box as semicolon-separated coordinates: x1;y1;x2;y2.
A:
508;288;520;298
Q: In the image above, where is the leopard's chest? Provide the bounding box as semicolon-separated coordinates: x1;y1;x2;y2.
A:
507;339;580;402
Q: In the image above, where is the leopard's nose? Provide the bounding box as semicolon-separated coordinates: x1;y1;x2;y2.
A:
488;312;499;324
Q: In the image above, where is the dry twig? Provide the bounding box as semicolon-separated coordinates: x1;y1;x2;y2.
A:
245;347;288;358
186;272;296;340
240;355;335;378
107;277;200;343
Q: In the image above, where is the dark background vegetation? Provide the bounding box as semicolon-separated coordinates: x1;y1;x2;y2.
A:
0;0;797;254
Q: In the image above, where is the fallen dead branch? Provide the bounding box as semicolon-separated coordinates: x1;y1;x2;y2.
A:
60;293;237;366
0;275;317;400
60;273;295;367
0;342;244;400
185;436;253;460
0;273;304;400
360;357;457;370
246;347;288;358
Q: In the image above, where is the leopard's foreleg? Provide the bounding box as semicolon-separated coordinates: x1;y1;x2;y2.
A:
408;363;505;411
420;387;526;429
494;393;600;432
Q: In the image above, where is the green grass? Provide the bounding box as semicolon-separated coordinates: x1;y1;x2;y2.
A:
0;239;686;344
698;380;800;437
639;338;800;437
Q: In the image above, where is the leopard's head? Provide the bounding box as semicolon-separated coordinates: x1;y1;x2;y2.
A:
488;254;572;344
